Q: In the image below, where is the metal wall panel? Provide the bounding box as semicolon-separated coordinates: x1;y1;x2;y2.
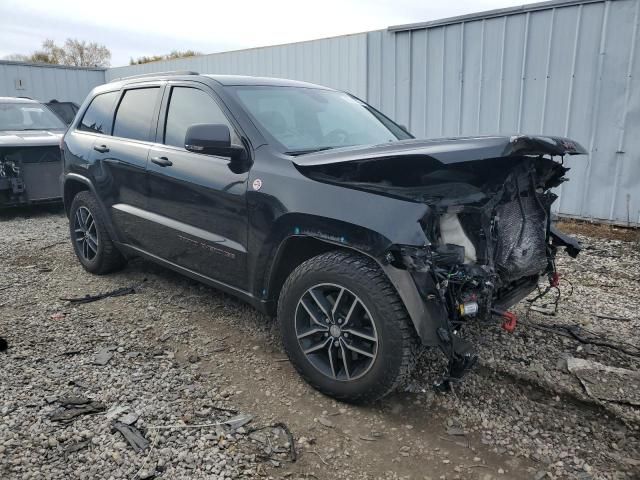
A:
105;34;369;99
0;62;105;104
369;0;640;225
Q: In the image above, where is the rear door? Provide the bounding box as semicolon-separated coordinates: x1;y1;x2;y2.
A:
64;90;118;200
92;84;162;248
145;82;249;289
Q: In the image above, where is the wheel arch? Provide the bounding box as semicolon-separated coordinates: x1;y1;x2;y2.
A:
63;175;90;217
264;235;352;315
63;173;121;245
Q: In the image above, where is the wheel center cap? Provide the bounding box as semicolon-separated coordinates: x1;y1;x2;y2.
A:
329;324;341;338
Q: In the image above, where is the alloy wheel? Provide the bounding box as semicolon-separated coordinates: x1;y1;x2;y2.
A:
294;283;378;381
74;206;98;261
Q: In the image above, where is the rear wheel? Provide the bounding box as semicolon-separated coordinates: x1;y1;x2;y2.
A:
278;250;419;403
69;191;126;274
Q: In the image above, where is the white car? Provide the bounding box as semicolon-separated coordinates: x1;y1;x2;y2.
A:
0;97;66;207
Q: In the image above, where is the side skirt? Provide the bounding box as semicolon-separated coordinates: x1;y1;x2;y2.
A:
116;242;271;315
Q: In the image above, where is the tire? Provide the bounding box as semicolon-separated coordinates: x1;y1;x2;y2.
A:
278;250;419;403
69;191;126;274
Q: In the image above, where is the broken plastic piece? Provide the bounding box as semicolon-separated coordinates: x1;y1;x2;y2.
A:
60;279;146;304
111;421;149;452
50;400;106;423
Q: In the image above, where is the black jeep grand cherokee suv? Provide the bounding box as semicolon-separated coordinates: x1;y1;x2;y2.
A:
62;71;583;402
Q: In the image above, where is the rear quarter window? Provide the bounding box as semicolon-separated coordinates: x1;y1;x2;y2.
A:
78;91;118;134
112;88;160;142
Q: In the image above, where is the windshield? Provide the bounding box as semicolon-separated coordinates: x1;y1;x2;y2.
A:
0;102;66;131
232;86;411;154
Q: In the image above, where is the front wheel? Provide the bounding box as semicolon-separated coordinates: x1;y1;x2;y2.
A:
278;251;419;403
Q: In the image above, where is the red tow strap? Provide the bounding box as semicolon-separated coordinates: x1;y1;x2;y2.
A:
501;311;518;333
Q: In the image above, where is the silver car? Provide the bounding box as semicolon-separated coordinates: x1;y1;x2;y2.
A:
0;97;66;207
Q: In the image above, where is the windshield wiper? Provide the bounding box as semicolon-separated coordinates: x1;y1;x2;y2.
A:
285;147;334;156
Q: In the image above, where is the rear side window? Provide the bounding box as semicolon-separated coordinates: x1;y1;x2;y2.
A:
164;87;237;148
113;88;160;141
78;92;117;134
48;102;78;125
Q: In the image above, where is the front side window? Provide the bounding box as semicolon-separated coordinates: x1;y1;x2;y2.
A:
79;92;118;134
164;87;237;148
0;102;66;131
231;86;411;154
113;88;160;141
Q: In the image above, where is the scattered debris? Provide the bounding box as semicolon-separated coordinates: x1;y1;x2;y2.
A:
50;399;106;423
119;411;140;426
92;347;116;366
187;353;200;363
317;417;334;428
104;405;129;420
595;314;634;322
60;280;146;305
567;357;640;406
41;240;67;250
226;413;253;431
246;422;297;462
58;396;91;405
309;450;327;465
64;440;90;457
111;421;150;452
50;312;66;320
565;325;640;358
446;426;466;436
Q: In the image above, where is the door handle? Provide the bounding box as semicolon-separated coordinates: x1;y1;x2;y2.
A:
151;156;173;167
93;144;109;153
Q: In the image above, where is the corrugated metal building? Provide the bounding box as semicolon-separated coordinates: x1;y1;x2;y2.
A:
3;0;639;225
0;61;105;104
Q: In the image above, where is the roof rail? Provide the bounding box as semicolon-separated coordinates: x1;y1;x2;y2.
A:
109;70;199;83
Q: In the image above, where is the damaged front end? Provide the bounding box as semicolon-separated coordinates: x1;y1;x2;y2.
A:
0;143;63;207
297;135;585;387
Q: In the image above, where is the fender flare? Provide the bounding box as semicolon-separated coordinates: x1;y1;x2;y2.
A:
62;173;122;244
269;233;445;347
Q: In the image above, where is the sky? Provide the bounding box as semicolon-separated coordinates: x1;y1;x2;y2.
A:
1;0;528;67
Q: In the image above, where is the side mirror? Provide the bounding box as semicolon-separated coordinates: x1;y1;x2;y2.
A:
185;124;245;160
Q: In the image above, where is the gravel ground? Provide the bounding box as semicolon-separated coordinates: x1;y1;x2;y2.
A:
0;207;638;480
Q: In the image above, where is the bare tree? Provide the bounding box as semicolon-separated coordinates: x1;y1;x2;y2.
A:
62;39;111;67
4;38;111;68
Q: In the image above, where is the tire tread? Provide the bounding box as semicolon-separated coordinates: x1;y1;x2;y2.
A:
70;191;126;275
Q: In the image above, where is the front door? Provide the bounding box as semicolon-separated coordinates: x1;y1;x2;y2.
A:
145;84;249;290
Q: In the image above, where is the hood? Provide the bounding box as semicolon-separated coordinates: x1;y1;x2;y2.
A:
292;135;587;167
0;130;64;148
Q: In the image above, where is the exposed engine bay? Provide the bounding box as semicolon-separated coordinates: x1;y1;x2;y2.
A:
299;150;583;386
0;146;63;206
